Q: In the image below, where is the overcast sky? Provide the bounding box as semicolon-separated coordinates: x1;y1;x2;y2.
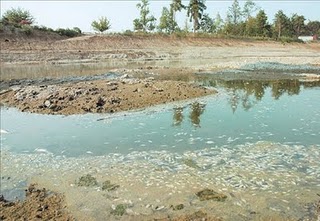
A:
1;1;319;33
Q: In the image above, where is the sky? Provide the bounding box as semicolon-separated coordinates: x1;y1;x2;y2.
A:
1;1;319;33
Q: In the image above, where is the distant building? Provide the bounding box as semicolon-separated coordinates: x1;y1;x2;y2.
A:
298;35;318;42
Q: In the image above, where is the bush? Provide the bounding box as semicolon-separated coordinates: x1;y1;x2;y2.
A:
2;7;34;25
55;28;81;37
21;24;32;35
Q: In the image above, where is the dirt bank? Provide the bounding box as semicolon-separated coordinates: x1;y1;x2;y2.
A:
1;35;319;68
0;77;214;115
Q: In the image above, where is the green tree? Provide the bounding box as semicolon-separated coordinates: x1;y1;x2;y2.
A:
273;10;291;38
1;7;34;25
91;16;111;33
170;0;185;23
187;0;207;32
243;0;259;21
133;0;156;32
306;20;320;35
158;7;177;33
214;12;224;33
245;17;258;36
291;14;305;37
227;0;242;25
256;10;270;37
200;13;215;33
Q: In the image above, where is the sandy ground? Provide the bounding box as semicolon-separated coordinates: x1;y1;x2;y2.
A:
0;35;320;220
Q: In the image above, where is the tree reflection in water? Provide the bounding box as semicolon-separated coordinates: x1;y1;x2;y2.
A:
173;107;184;126
172;102;206;128
189;102;206;127
219;79;320;113
172;78;320;125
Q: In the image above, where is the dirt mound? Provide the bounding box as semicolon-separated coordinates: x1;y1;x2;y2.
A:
0;184;74;220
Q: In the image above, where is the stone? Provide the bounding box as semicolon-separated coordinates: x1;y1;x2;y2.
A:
182;159;201;170
77;174;98;187
110;204;127;216
44;100;51;107
96;97;105;107
101;180;120;191
196;189;227;201
171;204;184;211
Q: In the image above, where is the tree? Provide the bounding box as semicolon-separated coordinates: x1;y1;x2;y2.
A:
306;20;320;35
91;16;111;33
1;7;34;25
187;0;207;32
255;10;270;37
273;10;291;38
245;17;258;36
158;7;178;33
214;13;224;33
133;0;156;32
200;13;215;33
243;0;259;21
291;14;305;37
227;0;242;25
170;0;185;23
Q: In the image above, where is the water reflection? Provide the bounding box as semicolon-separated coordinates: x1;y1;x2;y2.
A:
173;102;206;128
172;79;320;125
208;79;320;113
189;102;206;127
173;107;184;126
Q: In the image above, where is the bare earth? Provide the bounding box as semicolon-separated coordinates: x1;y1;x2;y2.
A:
0;35;320;220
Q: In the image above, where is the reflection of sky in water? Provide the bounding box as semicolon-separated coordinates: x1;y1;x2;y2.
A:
1;80;320;157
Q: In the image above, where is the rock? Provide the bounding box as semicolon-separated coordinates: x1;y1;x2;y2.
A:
170;204;184;211
101;180;120;191
109;97;121;104
77;174;98;187
183;159;201;170
110;204;127;216
196;189;227;201
44;100;51;107
133;88;142;93
96;97;105;107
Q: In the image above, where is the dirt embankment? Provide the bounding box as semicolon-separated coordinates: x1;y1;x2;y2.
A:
1;35;319;66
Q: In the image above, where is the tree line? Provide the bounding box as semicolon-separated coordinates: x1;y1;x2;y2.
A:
1;0;319;41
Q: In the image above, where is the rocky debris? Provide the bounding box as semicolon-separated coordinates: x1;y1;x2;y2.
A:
0;184;74;220
76;174;98;187
196;189;227;202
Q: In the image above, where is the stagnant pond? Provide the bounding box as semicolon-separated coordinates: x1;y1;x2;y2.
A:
1;78;320;220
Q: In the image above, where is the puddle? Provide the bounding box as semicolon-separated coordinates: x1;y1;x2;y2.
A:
1;77;320;220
